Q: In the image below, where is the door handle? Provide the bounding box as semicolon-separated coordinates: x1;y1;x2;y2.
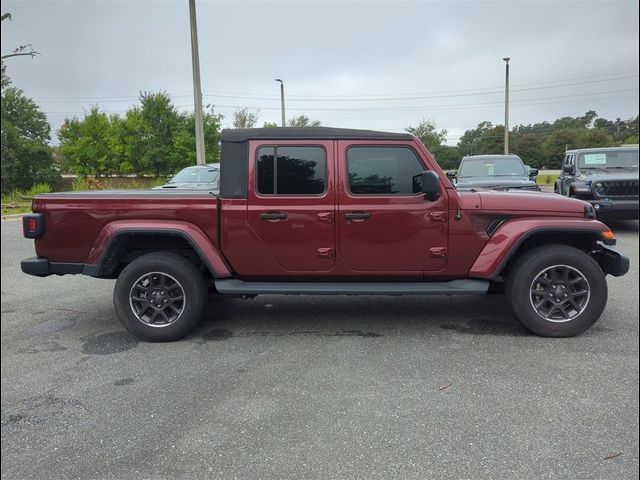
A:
344;212;372;221
260;212;287;221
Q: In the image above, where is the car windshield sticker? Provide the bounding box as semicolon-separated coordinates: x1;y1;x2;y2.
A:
583;153;607;165
485;163;495;175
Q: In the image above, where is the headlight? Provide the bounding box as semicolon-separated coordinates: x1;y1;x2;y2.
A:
572;184;592;193
594;182;606;194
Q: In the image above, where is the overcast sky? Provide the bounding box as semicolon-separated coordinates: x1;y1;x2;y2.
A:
1;0;638;144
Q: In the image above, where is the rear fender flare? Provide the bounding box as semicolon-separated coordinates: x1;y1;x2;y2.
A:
83;220;232;278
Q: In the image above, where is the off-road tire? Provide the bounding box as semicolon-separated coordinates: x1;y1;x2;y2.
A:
505;245;607;337
113;252;207;341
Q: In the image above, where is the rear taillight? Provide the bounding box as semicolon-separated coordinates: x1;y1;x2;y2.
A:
23;213;45;239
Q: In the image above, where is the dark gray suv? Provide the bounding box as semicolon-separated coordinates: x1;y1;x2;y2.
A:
555;146;639;220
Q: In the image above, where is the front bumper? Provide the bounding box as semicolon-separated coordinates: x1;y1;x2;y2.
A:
596;244;630;277
21;257;83;277
588;199;639;220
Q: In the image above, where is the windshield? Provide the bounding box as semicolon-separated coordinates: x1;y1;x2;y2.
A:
578;150;639;170
169;166;220;184
458;157;527;177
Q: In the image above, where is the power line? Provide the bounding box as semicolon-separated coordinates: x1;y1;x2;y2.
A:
32;70;638;103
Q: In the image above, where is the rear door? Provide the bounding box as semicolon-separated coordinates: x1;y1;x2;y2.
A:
247;140;336;272
337;142;449;272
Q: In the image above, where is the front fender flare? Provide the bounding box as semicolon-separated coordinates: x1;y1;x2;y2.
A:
469;218;611;279
82;220;232;278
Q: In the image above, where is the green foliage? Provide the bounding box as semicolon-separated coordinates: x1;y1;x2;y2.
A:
58;93;224;178
263;121;279;128
1;66;60;194
536;174;559;186
232;107;259;128
25;182;52;196
288;115;321;127
406;120;447;152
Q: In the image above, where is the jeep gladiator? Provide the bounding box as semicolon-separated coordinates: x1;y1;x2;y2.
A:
21;127;630;341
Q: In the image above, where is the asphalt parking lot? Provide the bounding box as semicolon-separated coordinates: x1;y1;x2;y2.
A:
1;218;638;479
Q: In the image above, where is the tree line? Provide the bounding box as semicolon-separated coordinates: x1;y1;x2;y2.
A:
1;63;637;195
410;111;638;170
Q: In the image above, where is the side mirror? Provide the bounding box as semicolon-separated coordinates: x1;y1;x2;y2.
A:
446;171;457;180
421;170;441;200
528;167;538;178
562;164;575;174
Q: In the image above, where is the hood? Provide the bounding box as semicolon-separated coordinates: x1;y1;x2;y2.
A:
578;170;639;183
459;190;589;217
456;176;537;190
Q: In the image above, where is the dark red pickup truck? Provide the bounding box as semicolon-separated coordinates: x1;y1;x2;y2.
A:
22;127;629;341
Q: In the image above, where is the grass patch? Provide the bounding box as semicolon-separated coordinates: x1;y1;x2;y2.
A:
536;174;559;186
2;206;31;215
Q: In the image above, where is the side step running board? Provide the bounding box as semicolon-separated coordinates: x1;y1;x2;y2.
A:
214;279;490;296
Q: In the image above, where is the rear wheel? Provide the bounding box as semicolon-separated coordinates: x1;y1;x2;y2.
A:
505;245;607;337
113;252;207;341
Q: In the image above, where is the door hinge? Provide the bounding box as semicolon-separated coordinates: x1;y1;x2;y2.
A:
429;247;447;258
316;247;335;259
317;212;334;223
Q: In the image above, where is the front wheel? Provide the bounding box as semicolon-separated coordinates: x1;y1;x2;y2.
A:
113;252;207;341
505;245;607;337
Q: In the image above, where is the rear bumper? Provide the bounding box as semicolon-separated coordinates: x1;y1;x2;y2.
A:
589;199;639;220
597;244;630;277
21;257;83;277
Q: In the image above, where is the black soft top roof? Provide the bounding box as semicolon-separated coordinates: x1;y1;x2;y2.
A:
221;127;413;142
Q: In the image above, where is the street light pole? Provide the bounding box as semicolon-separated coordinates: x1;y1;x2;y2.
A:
189;0;206;165
275;79;285;127
503;57;510;155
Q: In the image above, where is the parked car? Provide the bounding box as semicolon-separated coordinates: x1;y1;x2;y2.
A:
449;154;540;191
21;127;628;341
555;146;639;220
153;164;220;191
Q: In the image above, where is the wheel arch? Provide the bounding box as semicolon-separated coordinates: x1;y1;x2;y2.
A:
469;221;614;280
83;221;232;279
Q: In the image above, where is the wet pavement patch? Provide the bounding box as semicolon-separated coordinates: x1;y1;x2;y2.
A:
201;328;234;341
114;377;135;386
81;331;139;355
440;319;529;336
199;328;383;341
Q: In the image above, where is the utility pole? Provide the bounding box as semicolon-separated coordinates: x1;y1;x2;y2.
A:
503;57;510;155
189;0;206;165
275;79;286;127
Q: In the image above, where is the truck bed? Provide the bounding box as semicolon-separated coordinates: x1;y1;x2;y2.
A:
31;190;219;264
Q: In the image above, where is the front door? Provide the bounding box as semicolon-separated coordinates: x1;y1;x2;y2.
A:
247;140;336;272
337;142;449;272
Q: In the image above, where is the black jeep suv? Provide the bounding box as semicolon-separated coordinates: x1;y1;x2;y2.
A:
555;146;639;220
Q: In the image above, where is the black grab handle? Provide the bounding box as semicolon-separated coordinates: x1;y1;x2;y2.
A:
260;212;288;221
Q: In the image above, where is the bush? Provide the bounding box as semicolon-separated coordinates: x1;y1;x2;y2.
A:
72;177;104;191
25;183;52;196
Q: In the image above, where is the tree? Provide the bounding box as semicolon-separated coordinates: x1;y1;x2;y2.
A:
172;106;224;168
288;115;321;127
58;106;117;176
263;121;278;128
1;65;59;194
457;122;504;156
406;120;447;152
232;107;259;128
1;13;39;61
